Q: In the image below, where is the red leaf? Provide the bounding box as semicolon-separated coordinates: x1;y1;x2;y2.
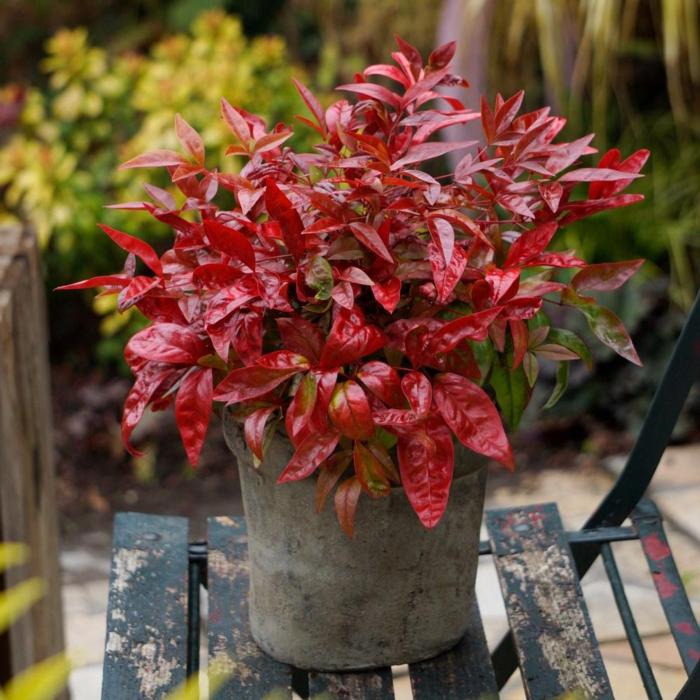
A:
560;167;643;183
292;78;326;135
391;140;476;170
276;317;325;363
256;351;311;370
264;179;305;261
220;98;250;146
175;367;213;466
328;380;375;440
334;476;363;538
277;429;341;483
203;219;256;270
118;276;161;310
319;307;387;369
371;277;401;313
244;406;278;461
428;217;455;264
337;82;402;110
429;243;467;303
254;130;293;154
401;371;432;418
127;323;206;364
119;149;187;169
433;372;514;468
122;364;180;455
175;114;205;165
192;263;243;289
480;95;496;143
572;259;644;292
348;222;394;263
397;416;454;528
428;40;456;69
353;442;391;497
315;451;352;512
214;362;305;404
357;361;404;408
98;224;163;276
285;372;318;445
504;222;558;267
55;274;130;291
429;307;503;353
510;320;528;369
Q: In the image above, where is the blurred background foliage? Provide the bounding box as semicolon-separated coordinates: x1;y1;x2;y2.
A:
0;0;697;433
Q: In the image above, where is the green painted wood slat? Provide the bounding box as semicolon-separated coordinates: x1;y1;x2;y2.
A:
408;602;497;700
101;512;189;700
486;503;613;700
207;516;293;699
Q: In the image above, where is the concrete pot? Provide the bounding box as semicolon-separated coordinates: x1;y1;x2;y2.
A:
223;412;487;671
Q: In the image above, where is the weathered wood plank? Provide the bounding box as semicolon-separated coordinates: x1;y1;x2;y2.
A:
101;513;189;699
486;503;613;700
0;225;64;688
409;602;497;699
207;516;292;699
308;667;395;699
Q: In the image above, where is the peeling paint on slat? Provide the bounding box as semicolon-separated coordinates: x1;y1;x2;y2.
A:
101;513;189;699
207;516;292;699
486;503;613;700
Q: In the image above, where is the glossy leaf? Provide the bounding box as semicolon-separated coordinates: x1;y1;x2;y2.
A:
397;416;454;528
328;380;375;440
277;429;341;483
175;367;213;466
285;372;318;445
319;307;386;369
203;220;256;270
357;361;404;408
334;476;363;538
543;361;569;409
571;259;644;292
433;372;513;468
265;178;305;261
562;288;641;365
354;442;391;497
315;451;352;512
489;359;529;431
98;224;163;275
244;406;278;461
348;222;394;262
127;324;206;364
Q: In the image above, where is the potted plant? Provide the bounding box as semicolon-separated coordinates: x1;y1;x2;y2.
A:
60;36;647;670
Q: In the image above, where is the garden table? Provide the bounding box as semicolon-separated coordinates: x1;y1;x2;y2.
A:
100;500;699;699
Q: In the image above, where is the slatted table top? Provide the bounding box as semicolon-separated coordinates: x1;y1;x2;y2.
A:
100;502;699;699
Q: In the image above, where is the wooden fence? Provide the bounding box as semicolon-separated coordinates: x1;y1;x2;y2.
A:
0;225;65;688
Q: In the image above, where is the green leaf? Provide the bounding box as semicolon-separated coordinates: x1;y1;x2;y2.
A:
469;339;494;384
0;543;29;573
545;328;593;369
3;653;70;700
544;362;570;409
305;255;334;300
522;351;539;388
489;358;529;430
0;578;45;634
561;288;641;366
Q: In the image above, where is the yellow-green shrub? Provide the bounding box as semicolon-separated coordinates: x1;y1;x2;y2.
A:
0;11;317;362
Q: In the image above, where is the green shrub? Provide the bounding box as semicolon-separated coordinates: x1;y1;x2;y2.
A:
0;11;317;363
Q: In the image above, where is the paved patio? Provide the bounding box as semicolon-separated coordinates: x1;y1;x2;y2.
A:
62;443;700;699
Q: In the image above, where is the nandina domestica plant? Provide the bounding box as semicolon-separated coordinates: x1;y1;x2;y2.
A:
60;37;647;535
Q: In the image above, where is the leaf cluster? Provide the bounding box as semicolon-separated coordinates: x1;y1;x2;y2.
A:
60;36;647;533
